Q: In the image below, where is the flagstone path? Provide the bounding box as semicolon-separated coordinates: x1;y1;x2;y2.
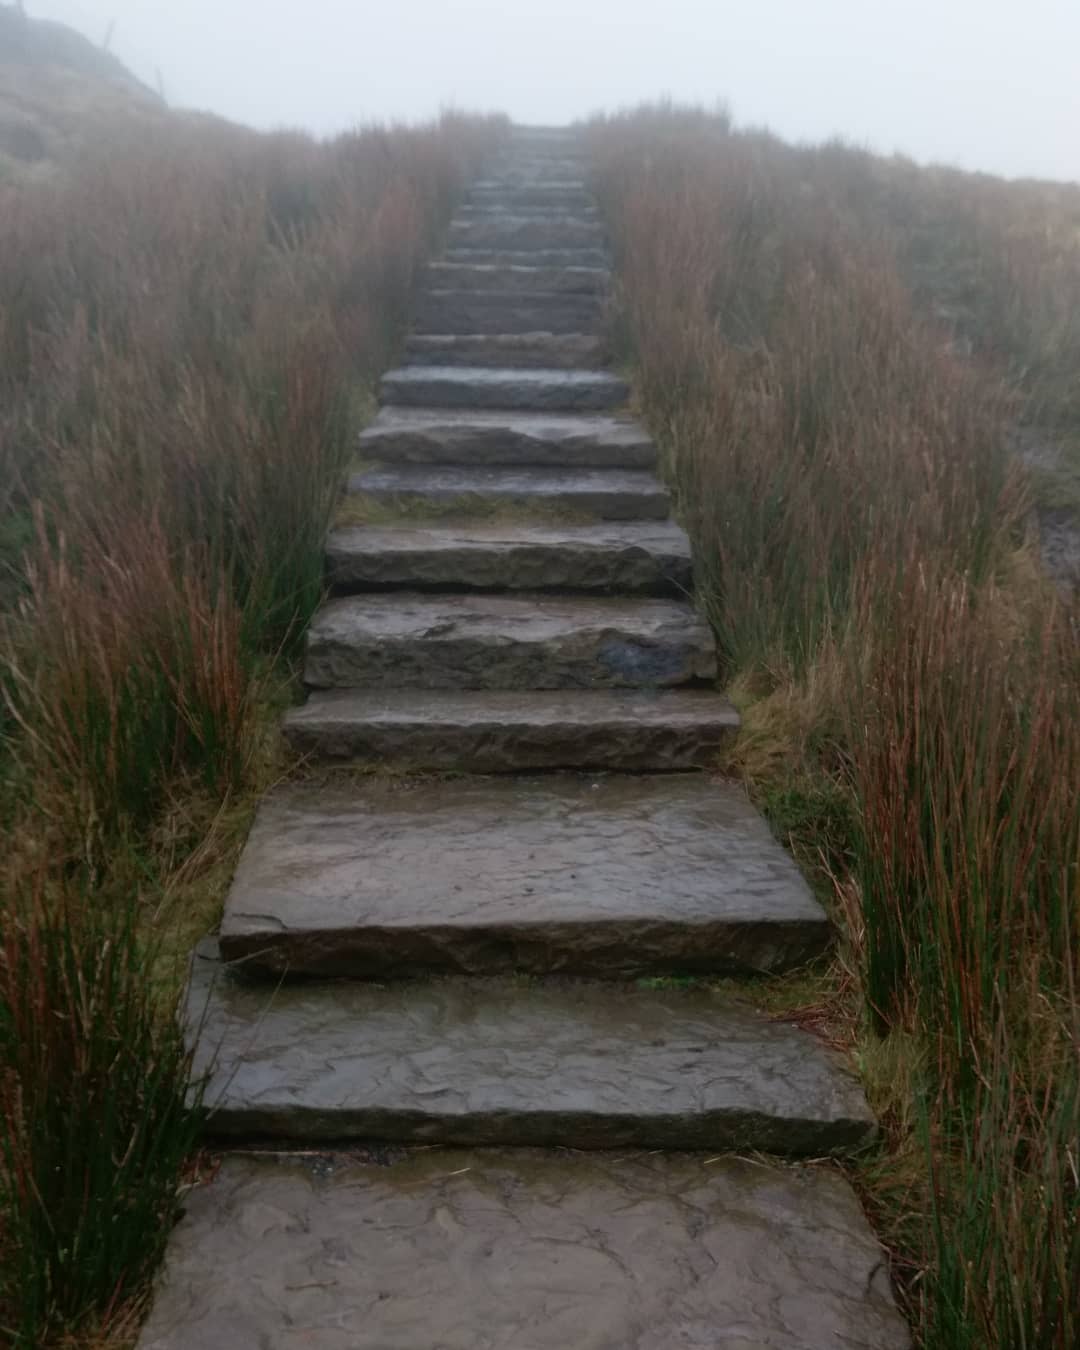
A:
139;126;910;1350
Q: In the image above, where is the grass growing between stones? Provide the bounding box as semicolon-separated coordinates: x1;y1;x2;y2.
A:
0;110;505;1347
588;105;1079;1349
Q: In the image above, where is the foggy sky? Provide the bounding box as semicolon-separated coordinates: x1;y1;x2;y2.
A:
23;0;1080;181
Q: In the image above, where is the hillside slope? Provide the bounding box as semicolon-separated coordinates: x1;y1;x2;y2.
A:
0;3;164;179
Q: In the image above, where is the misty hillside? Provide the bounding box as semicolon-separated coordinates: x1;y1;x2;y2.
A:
0;2;164;179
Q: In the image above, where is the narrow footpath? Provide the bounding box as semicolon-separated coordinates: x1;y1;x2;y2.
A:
139;126;911;1350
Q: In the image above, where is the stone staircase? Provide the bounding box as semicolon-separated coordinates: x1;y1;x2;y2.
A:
139;127;910;1350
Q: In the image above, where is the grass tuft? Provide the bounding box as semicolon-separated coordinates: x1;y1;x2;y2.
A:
588;103;1079;1348
0;108;507;1345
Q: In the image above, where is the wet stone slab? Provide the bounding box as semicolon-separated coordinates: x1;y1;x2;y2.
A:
380;365;628;413
302;592;716;690
138;1150;910;1350
446;218;605;250
359;406;649;464
217;774;830;978
345;464;672;519
469;182;593;207
324;521;692;594
425;262;608;294
415;287;603;335
283;688;739;770
443;245;610;268
456;204;599;222
403;332;608;369
189;940;875;1153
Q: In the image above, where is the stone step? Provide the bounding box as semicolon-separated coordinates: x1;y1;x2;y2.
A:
346;464;671;520
447;216;604;250
217;775;829;978
324;520;692;595
444;246;610;268
136;1151;910;1350
404;333;607;369
379;367;629;413
415;288;603;336
456;205;599;225
358;407;651;466
469;182;592;208
485;159;586;180
427;261;608;294
303;593;716;691
284;688;738;770
189;940;874;1153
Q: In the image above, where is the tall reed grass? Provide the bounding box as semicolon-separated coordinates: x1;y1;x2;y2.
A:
0;110;503;1345
588;105;1078;1349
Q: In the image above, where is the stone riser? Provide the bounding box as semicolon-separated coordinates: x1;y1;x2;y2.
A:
323;522;692;595
447;219;604;250
358;409;652;467
456;204;599;221
484;162;587;180
303;592;716;691
444;247;610;268
217;776;830;981
404;334;608;369
222;915;829;980
469;185;593;208
379;368;629;413
426;262;608;294
415;289;603;336
190;942;874;1155
346;465;672;520
284;689;739;771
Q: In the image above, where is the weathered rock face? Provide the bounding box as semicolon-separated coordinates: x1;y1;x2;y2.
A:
360;407;647;463
324;521;692;594
415;287;603;335
217;775;829;978
137;1151;910;1350
346;464;672;519
303;592;716;690
404;332;608;369
283;688;738;770
189;940;875;1153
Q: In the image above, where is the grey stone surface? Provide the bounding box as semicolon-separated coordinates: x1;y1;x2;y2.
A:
444;245;610;268
379;366;628;413
447;216;605;250
404;332;607;369
362;406;646;462
188;941;875;1152
426;261;608;294
469;182;592;208
138;1150;909;1350
346;464;672;519
303;592;716;691
217;775;829;977
283;688;739;770
416;287;603;335
484;160;588;183
324;521;692;594
457;204;599;222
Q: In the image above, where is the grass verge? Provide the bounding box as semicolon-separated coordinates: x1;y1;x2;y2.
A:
588;104;1078;1349
0;109;505;1346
